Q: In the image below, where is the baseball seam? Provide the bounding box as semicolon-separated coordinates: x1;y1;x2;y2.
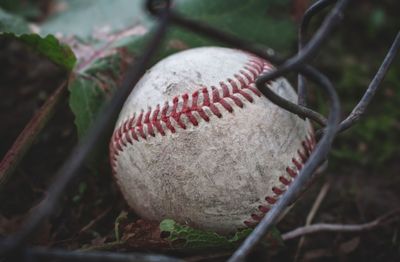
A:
109;54;315;228
244;133;315;226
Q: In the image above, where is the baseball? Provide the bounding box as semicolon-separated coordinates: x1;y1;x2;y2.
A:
110;46;315;234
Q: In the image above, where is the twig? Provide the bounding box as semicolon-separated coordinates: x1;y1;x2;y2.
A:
305;181;331;226
282;209;400;241
79;206;113;234
294;179;332;261
78;241;126;252
0;80;68;191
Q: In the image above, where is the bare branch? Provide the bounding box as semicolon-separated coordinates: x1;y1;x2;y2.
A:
282;209;400;241
0;80;67;191
295;179;332;261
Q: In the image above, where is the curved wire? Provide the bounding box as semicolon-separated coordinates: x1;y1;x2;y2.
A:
228;65;341;262
298;0;337;106
24;247;183;262
256;80;327;126
258;0;350;84
158;10;328;126
144;0;343;260
167;10;283;64
336;31;400;133
148;0;347;127
315;30;400;138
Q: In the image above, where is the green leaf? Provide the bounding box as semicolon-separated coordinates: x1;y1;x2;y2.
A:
68;53;122;139
160;219;250;249
68;76;107;139
114;211;129;242
40;0;152;39
3;33;76;70
174;0;295;53
125;0;295;59
0;8;76;70
160;219;283;250
18;34;76;70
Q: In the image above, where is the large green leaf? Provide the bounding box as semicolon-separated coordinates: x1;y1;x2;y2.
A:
11;33;75;70
174;0;295;52
0;8;76;70
68;50;123;137
68;76;106;139
40;0;152;39
123;0;295;65
69;71;118;169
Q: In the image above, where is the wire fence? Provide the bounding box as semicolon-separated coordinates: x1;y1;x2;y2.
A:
1;0;399;261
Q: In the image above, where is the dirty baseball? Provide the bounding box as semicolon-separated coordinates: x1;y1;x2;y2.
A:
109;46;314;234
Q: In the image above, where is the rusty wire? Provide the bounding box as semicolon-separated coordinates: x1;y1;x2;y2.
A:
1;0;399;261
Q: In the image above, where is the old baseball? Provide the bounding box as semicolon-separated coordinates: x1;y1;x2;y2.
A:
110;46;314;234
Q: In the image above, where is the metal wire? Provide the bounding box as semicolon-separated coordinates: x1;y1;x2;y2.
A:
297;0;337;106
24;247;183;262
1;0;399;261
335;31;400;133
0;6;171;260
229;65;341;261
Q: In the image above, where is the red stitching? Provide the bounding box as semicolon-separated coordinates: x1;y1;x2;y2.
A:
265;196;277;204
111;56;265;153
251;213;263;222
286;167;297;178
109;53;315;229
279;176;292;186
297;149;307;163
240;69;252;82
272;187;285;195
259;205;270;213
246;130;316;227
292;158;302;170
110;55;265;168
